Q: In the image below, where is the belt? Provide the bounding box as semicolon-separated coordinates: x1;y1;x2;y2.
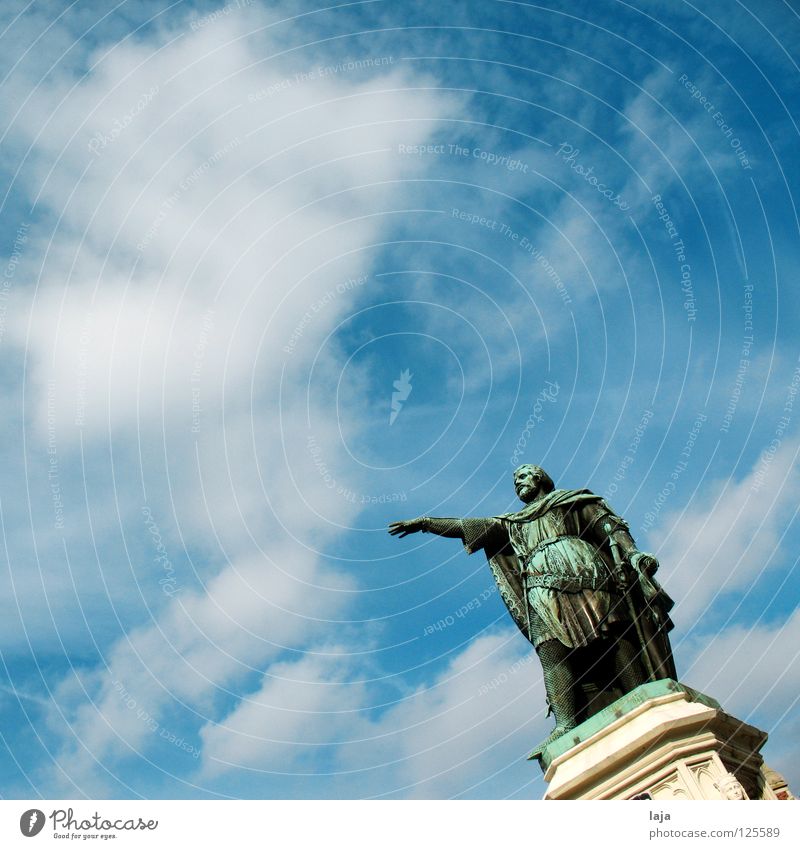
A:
523;573;612;592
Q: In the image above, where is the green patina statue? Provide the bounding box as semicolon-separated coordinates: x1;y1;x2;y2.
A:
388;464;676;758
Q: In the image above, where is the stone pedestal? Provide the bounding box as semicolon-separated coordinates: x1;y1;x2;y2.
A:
536;680;785;800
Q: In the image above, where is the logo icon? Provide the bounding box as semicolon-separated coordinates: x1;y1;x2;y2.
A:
389;369;413;425
19;809;46;837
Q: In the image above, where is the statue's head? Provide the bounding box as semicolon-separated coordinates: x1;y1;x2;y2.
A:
513;464;555;503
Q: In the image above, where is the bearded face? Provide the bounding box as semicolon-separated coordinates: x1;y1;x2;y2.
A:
513;465;542;503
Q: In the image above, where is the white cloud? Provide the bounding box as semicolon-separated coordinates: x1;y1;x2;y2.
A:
648;434;800;633
199;628;547;799
7;13;451;439
199;648;368;778
683;607;800;724
341;630;544;799
45;543;355;792
0;9;462;795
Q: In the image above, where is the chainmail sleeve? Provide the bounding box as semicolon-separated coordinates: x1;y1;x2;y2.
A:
461;517;506;555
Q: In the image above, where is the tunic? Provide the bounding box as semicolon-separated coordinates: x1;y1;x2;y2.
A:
461;489;630;649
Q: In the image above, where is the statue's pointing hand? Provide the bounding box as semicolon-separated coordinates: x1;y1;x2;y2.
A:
388;518;425;537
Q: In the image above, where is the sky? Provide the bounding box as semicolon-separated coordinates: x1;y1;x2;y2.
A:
0;0;799;800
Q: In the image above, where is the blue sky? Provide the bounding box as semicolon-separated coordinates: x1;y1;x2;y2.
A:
0;0;799;799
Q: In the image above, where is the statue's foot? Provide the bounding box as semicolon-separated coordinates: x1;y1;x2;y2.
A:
527;723;576;761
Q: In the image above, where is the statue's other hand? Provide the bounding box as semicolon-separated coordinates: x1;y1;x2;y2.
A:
632;551;659;576
388;518;424;538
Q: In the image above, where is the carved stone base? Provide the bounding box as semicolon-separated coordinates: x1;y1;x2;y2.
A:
537;680;785;800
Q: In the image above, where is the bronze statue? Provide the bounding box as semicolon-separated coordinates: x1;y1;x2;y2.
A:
389;464;676;757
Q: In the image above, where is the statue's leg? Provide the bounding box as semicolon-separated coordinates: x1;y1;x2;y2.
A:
529;638;579;757
612;622;648;692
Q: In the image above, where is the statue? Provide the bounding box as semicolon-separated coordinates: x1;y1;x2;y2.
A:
389;464;676;758
717;773;747;800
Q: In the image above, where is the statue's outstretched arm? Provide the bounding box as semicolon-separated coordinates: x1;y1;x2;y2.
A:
388;517;464;540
